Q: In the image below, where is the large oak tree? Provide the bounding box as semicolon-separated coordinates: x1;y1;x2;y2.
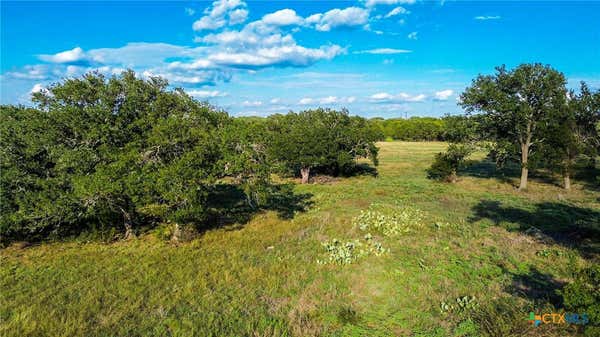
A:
460;63;567;190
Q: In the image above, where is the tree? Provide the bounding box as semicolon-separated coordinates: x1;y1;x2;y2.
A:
1;71;269;243
266;108;379;184
460;63;567;190
541;82;600;189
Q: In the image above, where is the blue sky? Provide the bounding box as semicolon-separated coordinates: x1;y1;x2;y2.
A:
2;1;599;117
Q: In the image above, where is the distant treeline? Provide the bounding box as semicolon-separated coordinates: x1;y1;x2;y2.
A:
370;117;447;141
237;116;457;142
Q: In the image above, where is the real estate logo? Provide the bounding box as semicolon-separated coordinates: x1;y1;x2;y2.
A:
529;312;589;327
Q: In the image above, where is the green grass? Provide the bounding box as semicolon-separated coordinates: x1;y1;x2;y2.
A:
2;142;598;336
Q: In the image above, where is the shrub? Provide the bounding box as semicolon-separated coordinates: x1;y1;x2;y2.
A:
427;143;474;182
560;265;600;336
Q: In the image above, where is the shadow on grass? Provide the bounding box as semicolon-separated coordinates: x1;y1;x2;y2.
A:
504;266;566;306
461;159;562;187
572;161;600;191
340;163;379;178
205;183;313;229
461;157;600;190
469;200;600;260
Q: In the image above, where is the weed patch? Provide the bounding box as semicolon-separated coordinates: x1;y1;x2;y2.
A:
353;203;425;236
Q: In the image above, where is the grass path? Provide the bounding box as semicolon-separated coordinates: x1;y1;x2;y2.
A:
2;142;598;336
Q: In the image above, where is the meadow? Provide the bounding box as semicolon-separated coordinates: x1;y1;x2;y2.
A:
1;141;598;337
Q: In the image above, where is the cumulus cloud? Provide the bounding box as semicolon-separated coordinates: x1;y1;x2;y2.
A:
4;1;365;102
228;8;249;24
298;96;356;105
354;48;412;54
269;98;281;104
38;47;93;65
364;0;416;8
29;83;45;94
207;45;343;68
192;0;248;31
299;97;314;104
434;89;454;100
311;7;369;31
474;15;501;20
186;89;228;98
407;31;418;40
370;92;426;102
261;9;303;26
385;6;409;18
241;100;263;107
2;65;52;80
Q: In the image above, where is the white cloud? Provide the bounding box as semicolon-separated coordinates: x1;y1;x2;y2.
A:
38;47;90;64
320;96;338;104
434;89;454;100
299;97;314;104
241;100;263;107
168;59;214;70
270;98;281;104
354;48;412;54
261;9;303;26
312;7;369;31
299;96;356;105
208;44;343;68
228;8;248;24
407;31;418;40
370;92;394;101
29;83;44;94
193;16;226;31
186;89;227;98
370;92;426;102
192;0;247;31
364;0;416;8
185;8;196;16
385;6;409;18
2;65;51;80
474;15;501;20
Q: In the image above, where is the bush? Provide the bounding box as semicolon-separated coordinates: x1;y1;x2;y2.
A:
427;143;474;182
561;265;600;336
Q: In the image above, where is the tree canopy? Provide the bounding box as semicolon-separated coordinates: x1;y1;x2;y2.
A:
265;108;379;183
460;63;568;190
0;71;267;242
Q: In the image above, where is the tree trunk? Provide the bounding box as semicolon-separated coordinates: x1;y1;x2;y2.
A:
563;171;571;190
171;223;181;243
519;142;529;191
448;169;458;183
120;207;135;240
300;167;310;184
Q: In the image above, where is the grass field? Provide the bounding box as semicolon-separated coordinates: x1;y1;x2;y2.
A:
1;142;599;337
